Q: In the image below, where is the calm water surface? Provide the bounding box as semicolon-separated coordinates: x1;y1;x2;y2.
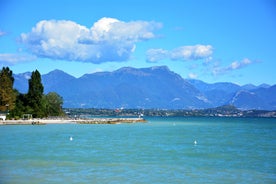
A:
0;117;275;183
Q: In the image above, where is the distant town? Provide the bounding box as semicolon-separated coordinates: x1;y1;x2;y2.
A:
65;105;276;118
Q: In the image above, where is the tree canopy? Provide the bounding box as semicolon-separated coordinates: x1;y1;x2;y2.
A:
45;92;64;116
26;70;45;118
0;67;64;119
0;67;16;112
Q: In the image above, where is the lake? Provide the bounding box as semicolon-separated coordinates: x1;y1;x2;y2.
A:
0;117;275;183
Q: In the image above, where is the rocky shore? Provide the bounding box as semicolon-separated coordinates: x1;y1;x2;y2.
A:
0;118;147;125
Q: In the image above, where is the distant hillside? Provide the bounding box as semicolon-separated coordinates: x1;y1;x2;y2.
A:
13;66;276;110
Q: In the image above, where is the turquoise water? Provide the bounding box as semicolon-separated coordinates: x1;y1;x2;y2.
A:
0;117;275;183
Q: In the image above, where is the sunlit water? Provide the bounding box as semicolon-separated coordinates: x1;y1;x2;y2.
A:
0;117;275;183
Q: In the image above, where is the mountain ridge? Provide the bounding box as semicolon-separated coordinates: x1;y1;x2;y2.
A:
13;66;276;110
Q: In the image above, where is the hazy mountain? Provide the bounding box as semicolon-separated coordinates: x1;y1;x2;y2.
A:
42;69;77;94
241;84;257;90
187;79;242;107
187;79;276;110
13;66;276;110
258;83;271;88
61;66;209;109
229;85;276;110
13;72;32;93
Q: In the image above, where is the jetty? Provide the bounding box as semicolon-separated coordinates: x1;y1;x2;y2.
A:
0;120;46;125
74;117;146;124
0;117;146;125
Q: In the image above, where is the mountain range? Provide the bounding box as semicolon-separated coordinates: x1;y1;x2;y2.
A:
13;66;276;110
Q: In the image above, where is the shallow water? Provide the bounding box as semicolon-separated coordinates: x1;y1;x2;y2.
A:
0;117;275;183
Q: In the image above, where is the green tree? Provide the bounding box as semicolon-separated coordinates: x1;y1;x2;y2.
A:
9;91;26;119
0;67;16;112
45;92;64;116
26;70;45;118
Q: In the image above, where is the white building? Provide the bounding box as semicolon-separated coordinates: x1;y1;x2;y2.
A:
0;114;6;121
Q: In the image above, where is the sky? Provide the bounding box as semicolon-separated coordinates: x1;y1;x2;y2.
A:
0;0;275;85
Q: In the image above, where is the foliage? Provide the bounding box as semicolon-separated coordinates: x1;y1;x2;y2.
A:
26;70;45;118
8;91;26;119
1;67;64;119
0;67;16;112
45;92;64;116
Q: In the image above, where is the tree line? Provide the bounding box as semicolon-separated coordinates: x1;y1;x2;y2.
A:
0;67;64;119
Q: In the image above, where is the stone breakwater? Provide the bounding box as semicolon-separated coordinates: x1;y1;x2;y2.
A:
0;118;147;125
73;118;147;124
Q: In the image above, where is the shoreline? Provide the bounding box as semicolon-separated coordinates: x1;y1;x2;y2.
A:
0;118;147;125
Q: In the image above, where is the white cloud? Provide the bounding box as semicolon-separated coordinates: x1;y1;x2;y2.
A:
212;58;255;75
171;98;181;102
146;45;213;62
171;45;213;61
88;68;104;74
188;73;198;79
0;53;37;65
229;58;252;70
146;49;169;62
20;18;162;63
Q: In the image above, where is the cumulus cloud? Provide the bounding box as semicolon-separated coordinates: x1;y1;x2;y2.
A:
0;53;37;65
146;49;169;62
20;17;162;63
146;45;213;62
229;58;252;70
171;45;213;60
212;58;255;75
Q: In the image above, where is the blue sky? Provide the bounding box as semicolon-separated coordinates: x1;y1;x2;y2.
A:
0;0;275;85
